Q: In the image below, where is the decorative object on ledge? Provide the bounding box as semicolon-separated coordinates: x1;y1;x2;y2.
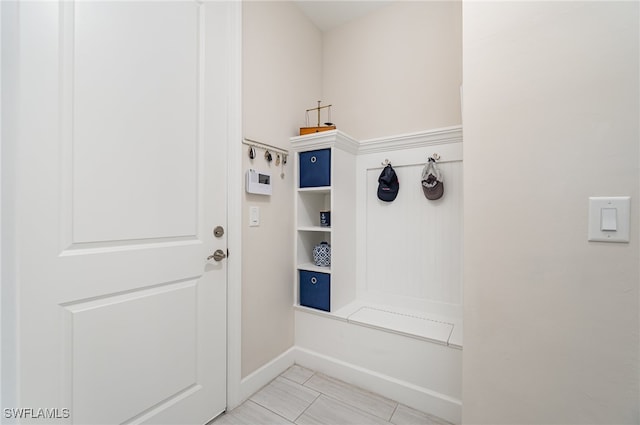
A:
300;100;336;135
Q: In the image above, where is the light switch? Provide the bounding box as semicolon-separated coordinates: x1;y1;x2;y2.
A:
588;196;630;242
249;206;259;227
600;208;617;231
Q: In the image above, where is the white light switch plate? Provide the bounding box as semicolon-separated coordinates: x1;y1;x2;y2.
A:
249;206;259;227
588;196;630;242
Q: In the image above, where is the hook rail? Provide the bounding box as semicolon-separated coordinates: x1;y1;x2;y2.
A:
242;138;289;156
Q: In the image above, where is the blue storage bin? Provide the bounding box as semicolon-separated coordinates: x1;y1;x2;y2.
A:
299;149;331;188
299;270;330;312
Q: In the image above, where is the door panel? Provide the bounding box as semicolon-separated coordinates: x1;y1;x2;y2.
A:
67;281;198;424
72;2;199;243
13;1;229;424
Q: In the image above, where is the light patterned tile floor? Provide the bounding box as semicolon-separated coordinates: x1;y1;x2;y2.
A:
212;365;453;425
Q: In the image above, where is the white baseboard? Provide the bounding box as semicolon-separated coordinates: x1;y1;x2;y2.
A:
236;347;297;407
234;345;461;424
292;347;462;425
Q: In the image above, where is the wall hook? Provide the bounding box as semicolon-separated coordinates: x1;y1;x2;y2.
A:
265;150;272;162
381;159;391;166
248;145;256;159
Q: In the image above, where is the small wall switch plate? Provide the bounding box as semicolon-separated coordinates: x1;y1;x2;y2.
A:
249;206;259;227
588;196;630;242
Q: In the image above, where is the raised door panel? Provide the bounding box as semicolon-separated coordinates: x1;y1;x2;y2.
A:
71;2;199;244
65;281;198;424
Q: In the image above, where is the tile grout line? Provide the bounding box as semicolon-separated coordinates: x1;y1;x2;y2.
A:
302;384;397;423
303;373;398;422
291;391;322;424
280;369;316;387
245;400;297;425
297;371;387;424
247;378;306;424
388;402;400;424
293;370;320;423
300;371;315;386
271;369;322;424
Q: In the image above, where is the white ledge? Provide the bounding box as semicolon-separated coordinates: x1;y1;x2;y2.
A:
290;126;463;155
358;125;463;154
290;130;360;154
294;301;462;349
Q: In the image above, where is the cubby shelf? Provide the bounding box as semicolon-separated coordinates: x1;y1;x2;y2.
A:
298;186;331;193
297;226;331;232
292;130;358;313
297;262;332;273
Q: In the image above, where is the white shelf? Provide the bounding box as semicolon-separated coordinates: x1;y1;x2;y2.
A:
298;226;332;232
298;186;331;193
297;190;331;228
297;262;332;274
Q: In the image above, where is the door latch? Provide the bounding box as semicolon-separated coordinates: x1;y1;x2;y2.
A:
207;249;227;262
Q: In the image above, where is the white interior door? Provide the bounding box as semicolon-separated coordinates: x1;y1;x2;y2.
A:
9;1;231;423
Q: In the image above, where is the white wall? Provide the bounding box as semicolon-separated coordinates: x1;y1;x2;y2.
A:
241;1;322;377
322;1;462;140
463;2;639;423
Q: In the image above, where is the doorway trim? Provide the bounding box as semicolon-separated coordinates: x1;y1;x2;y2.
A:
225;0;243;412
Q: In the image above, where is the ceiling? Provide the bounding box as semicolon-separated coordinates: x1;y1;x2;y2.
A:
294;1;392;32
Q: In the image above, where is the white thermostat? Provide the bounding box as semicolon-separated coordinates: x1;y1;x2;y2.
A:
246;169;272;195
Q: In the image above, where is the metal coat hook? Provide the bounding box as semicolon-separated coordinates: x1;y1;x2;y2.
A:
430;153;441;161
381;159;391;166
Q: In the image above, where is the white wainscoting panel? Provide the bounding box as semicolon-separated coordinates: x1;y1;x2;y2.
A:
359;143;463;310
294;310;462;424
